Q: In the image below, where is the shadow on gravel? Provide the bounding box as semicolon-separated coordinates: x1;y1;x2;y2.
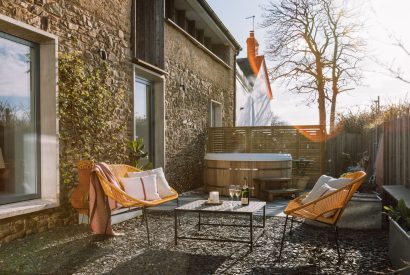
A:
0;227;110;275
252;264;319;275
104;249;227;275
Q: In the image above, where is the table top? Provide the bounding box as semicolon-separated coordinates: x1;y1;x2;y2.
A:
175;200;266;214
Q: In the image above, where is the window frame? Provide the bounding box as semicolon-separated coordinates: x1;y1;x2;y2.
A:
0;31;41;205
209;100;222;127
133;76;155;165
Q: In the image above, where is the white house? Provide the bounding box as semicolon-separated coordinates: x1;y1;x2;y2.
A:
236;31;274;126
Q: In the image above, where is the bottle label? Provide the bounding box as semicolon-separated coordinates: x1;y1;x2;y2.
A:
241;197;249;205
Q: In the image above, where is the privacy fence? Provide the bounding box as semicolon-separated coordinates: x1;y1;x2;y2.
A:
326;115;410;188
206;125;326;184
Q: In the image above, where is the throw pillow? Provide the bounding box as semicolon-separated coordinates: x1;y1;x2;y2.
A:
302;182;337;205
128;167;174;198
326;177;352;189
301;175;332;204
120;174;161;201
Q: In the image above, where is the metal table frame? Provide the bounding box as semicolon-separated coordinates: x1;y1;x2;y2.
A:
174;200;266;251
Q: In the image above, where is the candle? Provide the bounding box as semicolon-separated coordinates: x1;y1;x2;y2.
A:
209;191;219;203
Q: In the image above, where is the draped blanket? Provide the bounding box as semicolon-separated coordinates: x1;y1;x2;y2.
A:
89;162;120;235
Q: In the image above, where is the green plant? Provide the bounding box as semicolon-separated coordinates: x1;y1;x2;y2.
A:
58;52;129;189
128;138;152;170
384;199;410;233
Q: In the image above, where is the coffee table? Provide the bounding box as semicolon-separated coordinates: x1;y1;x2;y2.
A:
174;200;266;251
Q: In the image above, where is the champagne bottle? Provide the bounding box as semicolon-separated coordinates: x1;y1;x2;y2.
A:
241;177;250;206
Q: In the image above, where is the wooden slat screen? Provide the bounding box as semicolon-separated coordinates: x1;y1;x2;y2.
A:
326;114;410;188
207;125;326;184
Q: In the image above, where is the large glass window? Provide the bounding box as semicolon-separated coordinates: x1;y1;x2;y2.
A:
0;32;40;205
134;77;154;164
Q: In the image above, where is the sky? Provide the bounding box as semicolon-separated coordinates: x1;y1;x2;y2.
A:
0;35;31;117
207;0;410;125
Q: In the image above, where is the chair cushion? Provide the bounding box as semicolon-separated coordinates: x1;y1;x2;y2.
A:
326;177;352;189
301;175;332;204
120;174;161;201
128;167;174;198
302;182;337;205
301;175;351;205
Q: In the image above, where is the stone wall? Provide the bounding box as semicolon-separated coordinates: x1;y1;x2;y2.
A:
164;22;235;192
0;0;133;243
0;0;237;243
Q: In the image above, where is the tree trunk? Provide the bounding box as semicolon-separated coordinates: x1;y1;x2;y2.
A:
329;84;338;133
318;86;327;128
316;58;327;129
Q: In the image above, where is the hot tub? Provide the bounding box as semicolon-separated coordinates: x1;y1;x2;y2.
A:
204;153;292;197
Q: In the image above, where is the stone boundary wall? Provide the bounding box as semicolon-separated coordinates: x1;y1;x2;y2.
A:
164;22;235;192
0;0;133;243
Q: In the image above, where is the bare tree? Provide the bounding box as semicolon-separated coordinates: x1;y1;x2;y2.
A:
262;0;365;131
262;0;329;127
323;0;365;132
375;34;410;84
271;113;288;126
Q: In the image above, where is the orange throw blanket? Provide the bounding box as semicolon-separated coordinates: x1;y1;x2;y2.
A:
89;162;120;235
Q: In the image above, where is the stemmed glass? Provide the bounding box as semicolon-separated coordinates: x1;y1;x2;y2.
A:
234;185;241;203
228;185;236;205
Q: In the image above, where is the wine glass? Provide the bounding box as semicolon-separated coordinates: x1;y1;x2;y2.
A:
234;186;241;202
228;185;236;204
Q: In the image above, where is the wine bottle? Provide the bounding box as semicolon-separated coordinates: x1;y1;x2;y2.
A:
241;177;250;206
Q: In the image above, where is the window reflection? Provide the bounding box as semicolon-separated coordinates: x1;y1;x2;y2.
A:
0;33;39;204
134;77;153;164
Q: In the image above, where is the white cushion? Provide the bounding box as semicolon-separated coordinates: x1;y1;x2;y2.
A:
128;168;174;198
120;174;161;201
301;175;332;204
302;182;337;205
326;178;352;189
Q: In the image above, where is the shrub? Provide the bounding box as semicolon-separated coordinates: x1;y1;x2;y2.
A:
58;52;129;188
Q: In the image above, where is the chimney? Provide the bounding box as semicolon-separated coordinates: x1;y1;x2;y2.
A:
246;31;259;59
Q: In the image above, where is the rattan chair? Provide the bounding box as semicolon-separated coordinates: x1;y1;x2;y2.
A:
95;164;179;243
278;171;367;264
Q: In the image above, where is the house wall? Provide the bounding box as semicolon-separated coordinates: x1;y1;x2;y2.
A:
0;0;133;243
164;22;235;192
252;60;273;126
235;66;253;126
0;0;237;243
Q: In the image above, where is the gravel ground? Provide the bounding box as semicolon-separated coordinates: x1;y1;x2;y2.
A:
0;211;391;275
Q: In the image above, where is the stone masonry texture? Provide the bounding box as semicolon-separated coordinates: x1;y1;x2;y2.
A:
0;0;134;244
0;0;236;243
164;23;235;192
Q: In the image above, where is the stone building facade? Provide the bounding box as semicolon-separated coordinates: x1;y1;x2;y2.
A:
164;22;236;191
0;0;240;243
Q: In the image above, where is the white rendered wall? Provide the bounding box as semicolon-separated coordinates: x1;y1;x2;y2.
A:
252;61;273;126
235;77;253;126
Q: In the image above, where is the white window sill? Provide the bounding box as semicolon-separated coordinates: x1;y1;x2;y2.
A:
0;199;59;220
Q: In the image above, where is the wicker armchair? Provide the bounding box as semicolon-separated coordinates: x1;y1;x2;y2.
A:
278;171;367;264
94;164;179;243
96;164;179;207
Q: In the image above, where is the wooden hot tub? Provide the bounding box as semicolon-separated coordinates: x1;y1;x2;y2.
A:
204;153;292;197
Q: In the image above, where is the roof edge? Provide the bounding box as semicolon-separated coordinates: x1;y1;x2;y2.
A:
197;0;242;52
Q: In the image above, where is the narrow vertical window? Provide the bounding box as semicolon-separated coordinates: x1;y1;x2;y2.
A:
0;32;40;204
210;100;222;127
134;77;154;164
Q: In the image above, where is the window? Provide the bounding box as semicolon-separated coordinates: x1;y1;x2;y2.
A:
209;100;222;127
134;77;154;164
0;32;40;205
132;0;165;70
